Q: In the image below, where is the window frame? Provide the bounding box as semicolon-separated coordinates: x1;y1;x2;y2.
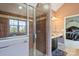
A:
18;20;27;34
9;19;18;34
9;18;27;36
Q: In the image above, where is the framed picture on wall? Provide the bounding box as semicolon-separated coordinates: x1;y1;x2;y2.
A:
64;14;79;48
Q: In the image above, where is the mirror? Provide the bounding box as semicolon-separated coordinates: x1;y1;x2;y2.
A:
65;14;79;48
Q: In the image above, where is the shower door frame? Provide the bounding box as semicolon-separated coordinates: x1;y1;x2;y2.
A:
26;4;37;56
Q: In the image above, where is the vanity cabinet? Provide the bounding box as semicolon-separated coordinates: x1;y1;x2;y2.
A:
52;38;58;51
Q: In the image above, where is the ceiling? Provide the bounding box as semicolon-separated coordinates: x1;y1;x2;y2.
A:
0;3;64;18
29;3;64;12
27;3;37;7
51;3;64;11
35;3;64;17
36;3;50;17
29;3;64;17
0;3;27;16
0;3;48;17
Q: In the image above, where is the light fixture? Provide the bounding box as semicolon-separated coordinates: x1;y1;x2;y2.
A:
43;4;49;10
29;20;33;22
18;6;23;10
52;17;57;20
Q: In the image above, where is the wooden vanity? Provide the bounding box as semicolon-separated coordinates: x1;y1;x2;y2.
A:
51;34;63;51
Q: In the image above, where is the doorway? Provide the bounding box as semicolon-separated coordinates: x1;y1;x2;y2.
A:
29;3;50;56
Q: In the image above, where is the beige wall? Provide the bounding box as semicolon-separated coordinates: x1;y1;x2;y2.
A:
53;3;79;35
52;3;79;55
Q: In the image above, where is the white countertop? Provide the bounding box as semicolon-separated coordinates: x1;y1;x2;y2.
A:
51;34;63;39
0;35;29;48
65;39;79;49
0;35;28;42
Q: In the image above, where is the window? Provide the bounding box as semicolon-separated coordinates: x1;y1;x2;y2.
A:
19;21;26;33
9;20;18;33
9;19;27;35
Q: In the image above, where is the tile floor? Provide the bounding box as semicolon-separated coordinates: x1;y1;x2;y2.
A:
29;48;45;56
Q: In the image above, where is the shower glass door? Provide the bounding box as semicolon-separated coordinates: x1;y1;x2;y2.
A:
28;4;36;56
28;3;50;56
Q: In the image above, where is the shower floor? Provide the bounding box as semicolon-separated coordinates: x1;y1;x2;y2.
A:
29;48;45;56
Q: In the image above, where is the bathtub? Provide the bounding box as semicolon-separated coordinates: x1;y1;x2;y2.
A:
0;35;29;56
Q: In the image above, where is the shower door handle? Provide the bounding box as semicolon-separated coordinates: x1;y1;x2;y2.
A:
34;33;37;39
32;33;37;43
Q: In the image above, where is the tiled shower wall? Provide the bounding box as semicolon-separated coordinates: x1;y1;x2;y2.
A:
0;17;8;38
